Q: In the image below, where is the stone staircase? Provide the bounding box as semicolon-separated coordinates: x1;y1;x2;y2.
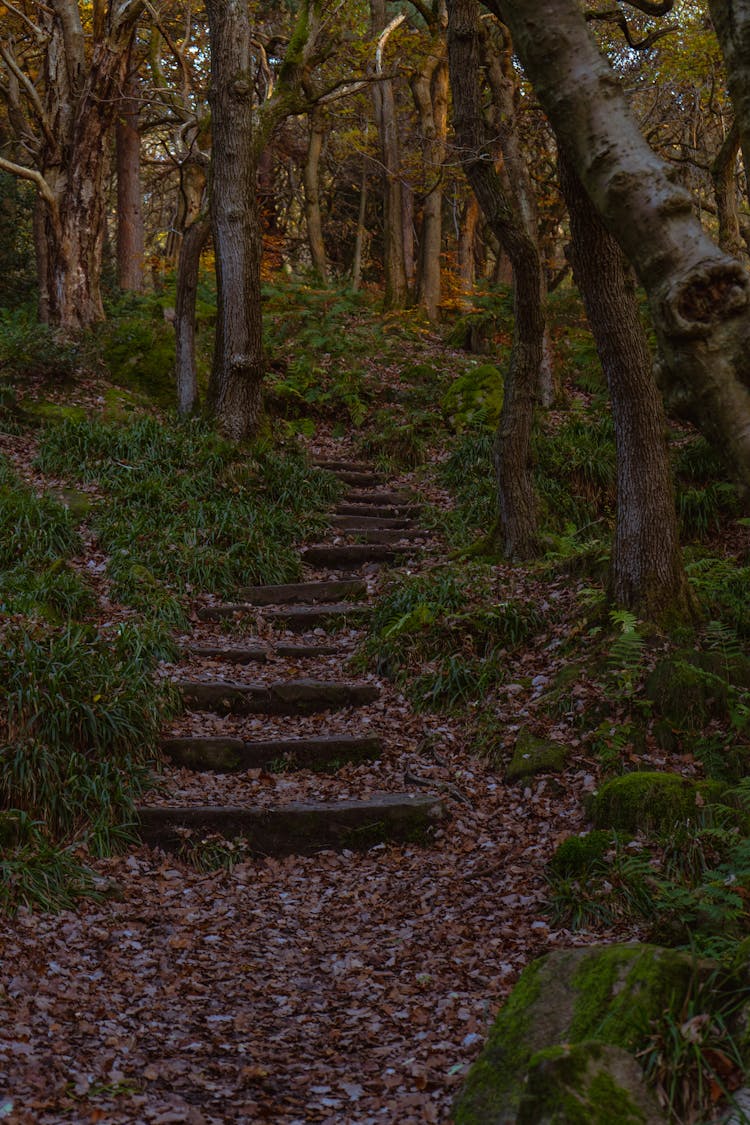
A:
137;457;446;858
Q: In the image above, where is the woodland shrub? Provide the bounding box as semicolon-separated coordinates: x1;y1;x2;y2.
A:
35;417;341;610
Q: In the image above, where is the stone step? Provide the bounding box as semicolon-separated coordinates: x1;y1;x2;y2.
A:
336;503;422;519
184;641;345;663
313;459;374;473
162;734;383;772
233;578;366;605
302;543;412;568
186;645;269;664
341;527;427;544
345;490;413;506
137;793;445;856
177;678;380;715
330;514;415;530
266;603;372;631
334;470;384;488
197;602;371;628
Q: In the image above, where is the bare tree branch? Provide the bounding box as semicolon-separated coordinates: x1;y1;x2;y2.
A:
0;155;57;211
585;8;678;50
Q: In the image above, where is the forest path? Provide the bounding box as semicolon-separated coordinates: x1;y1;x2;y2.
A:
1;447;590;1125
137;456;447;855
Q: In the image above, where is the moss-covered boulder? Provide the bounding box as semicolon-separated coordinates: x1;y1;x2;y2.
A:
547;831;613;879
447;312;498;353
517;1042;666;1124
589;772;726;835
454;943;713;1125
507;729;568;782
644;649;750;731
442;364;504;432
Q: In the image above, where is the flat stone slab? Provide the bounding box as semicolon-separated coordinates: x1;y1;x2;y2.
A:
177;678;380;715
330;514;415;530
161;734;383;772
137;793;445;856
186;645;269;664
263;603;372;630
344;490;413;506
333;471;384;487
197;602;371;628
336;503;421;519
344;528;427;544
313;459;375;473
275;642;344;657
302;543;412;568
234;578;366;605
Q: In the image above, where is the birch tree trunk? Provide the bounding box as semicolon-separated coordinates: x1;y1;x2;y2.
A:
495;0;750;491
558;152;692;620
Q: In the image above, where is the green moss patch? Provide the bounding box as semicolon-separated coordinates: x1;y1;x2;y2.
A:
589;772;726;835
507;728;568;781
454;944;711;1125
518;1042;665;1124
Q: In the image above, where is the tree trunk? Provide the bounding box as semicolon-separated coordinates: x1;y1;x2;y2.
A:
205;0;264;440
371;0;408;309
458;193;479;303
33;197;50;325
709;2;750;207
303;105;329;283
116;81;144;292
711;119;743;258
448;0;543;557
175;215;211;418
495;0;750;492
412;50;449;323
165;161;209;265
351;159;368;291
558;151;691;621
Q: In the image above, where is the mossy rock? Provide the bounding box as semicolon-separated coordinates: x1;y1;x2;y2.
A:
453;943;714;1125
21;400;87;425
507;729;568;781
441;364;504;433
547;831;614;879
446;312;498;354
644;649;750;731
100;318;176;407
589;772;727;835
517;1041;666;1124
48;487;93;521
101;386;149;422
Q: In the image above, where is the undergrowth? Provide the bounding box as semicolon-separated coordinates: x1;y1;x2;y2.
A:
35;417;341;617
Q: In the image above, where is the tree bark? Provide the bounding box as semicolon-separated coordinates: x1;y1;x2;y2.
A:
558;151;691;620
0;1;143;331
371;1;408;309
412;47;449;323
303;105;329;283
175;215;211;418
205;0;264;440
711;119;743;259
351;159;368;291
458;192;479;303
448;0;543;557
709;2;750;207
116;80;144;292
495;0;750;492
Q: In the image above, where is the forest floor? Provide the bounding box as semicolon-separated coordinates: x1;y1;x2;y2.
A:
0;288;747;1124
